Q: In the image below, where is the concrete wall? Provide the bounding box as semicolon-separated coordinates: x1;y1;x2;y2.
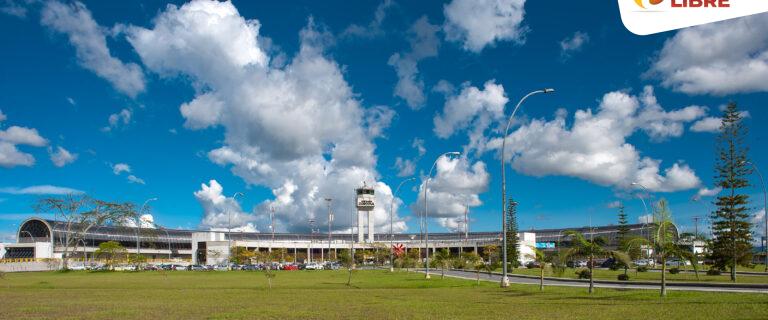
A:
0;261;58;272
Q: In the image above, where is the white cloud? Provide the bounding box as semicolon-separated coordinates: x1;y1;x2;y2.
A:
127;175;145;185
414;156;489;231
103;108;132;131
128;0;407;233
692;186;722;201
443;0;527;52
40;1;145;97
488;86;704;192
0;109;6;122
606;200;623;209
434;80;508;154
0;185;84;195
388;16;440;109
112;163;131;175
195;180;257;231
690;116;722;133
651;14;768;95
394;157;416;177
560;31;589;59
120;213;156;229
412;138;426;157
0;126;48;146
66;97;76;106
341;0;394;39
180;93;224;130
48;146;77;167
0;115;48;168
1;0;27;18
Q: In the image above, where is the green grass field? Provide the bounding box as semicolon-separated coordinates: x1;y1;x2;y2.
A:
504;267;768;283
0;270;766;319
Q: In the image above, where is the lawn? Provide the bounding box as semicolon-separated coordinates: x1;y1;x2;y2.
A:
505;267;768;284
0;270;766;319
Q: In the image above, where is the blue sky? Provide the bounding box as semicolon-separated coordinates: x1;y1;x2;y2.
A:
0;0;766;241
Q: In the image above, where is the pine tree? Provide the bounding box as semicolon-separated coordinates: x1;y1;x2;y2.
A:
506;198;520;269
617;204;629;246
710;102;753;282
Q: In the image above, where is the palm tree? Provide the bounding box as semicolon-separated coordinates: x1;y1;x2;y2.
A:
434;249;452;279
462;252;483;284
527;247;548;291
562;231;630;294
626;198;698;297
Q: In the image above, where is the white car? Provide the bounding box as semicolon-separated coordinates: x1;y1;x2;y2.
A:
633;259;656;267
665;259;691;267
304;262;323;270
68;264;86;271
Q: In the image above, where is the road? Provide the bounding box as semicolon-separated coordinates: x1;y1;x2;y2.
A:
419;269;768;294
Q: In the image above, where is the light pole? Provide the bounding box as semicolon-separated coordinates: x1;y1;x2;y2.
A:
390;177;416;272
325;198;333;262
136;197;157;266
632;182;654;257
745;161;768;271
424;151;461;279
500;88;555;287
227;192;244;269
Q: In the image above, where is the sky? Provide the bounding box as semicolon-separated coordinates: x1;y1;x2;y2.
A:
1;0;767;242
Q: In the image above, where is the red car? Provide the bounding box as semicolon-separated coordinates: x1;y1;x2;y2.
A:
282;264;299;271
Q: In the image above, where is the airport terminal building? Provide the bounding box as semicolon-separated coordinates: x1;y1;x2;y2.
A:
0;217;662;266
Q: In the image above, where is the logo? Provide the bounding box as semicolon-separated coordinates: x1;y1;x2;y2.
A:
634;0;664;9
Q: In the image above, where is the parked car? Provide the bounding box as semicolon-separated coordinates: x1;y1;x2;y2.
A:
68;264;87;271
633;259;656;267
241;264;260;271
569;260;587;268
665;259;691;267
304;262;323;270
282;264;299;271
187;265;206;271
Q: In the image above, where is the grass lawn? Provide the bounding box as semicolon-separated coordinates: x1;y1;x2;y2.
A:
0;270;767;319
505;267;768;284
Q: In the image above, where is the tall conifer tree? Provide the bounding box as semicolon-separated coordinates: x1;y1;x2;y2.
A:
710;102;753;282
506;198;520;269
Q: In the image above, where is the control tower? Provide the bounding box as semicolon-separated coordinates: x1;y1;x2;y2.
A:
355;184;375;242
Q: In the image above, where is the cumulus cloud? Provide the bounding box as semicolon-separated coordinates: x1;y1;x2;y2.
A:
560;31;589;60
0;185;84;195
434;80;508;154
102;108;132;132
341;0;394;39
120;213;156;229
606;200;623;209
1;0;27;18
638;214;653;224
48;146;77;167
388;16;440;109
112;163;131;175
127;0;407;233
394;157;416;177
0;113;48;168
194;180;257;232
127;175;145;185
690;116;722;133
412;138;426;157
692;186;722;201
488;86;704;192
651;14;768;95
443;0;527;52
413;156;489;231
40;1;145;97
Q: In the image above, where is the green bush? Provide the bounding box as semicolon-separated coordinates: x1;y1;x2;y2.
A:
617;273;630;281
669;267;680;274
707;269;722;276
636;266;648;272
576;269;591;279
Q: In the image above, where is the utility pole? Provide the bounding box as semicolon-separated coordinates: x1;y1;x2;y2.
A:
325;198;333;262
464;204;469;240
692;216;701;238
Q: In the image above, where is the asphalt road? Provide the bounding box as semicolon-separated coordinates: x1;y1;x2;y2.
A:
419;269;768;294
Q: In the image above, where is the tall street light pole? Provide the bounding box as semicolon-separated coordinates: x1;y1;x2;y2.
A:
745;161;768;271
137;197;157;265
325;198;333;262
227;192;244;269
424;151;461;279
632;182;654;257
500;88;555;287
390;177;416;272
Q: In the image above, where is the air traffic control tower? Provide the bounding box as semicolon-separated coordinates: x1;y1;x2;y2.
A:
355;184;375;242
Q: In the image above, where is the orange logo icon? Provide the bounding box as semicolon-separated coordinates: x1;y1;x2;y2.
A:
634;0;664;9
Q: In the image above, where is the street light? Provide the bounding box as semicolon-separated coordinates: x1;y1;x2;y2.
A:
390;177;416;272
744;161;768;271
136;197;158;265
500;88;555;287
227;192;244;269
324;198;333;262
424;151;461;279
632;182;655;257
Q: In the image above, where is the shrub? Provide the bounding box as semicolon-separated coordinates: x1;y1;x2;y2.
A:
636;266;648;272
576;269;591;279
608;263;621;271
617;273;630;281
707;269;722;276
669;267;680;274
